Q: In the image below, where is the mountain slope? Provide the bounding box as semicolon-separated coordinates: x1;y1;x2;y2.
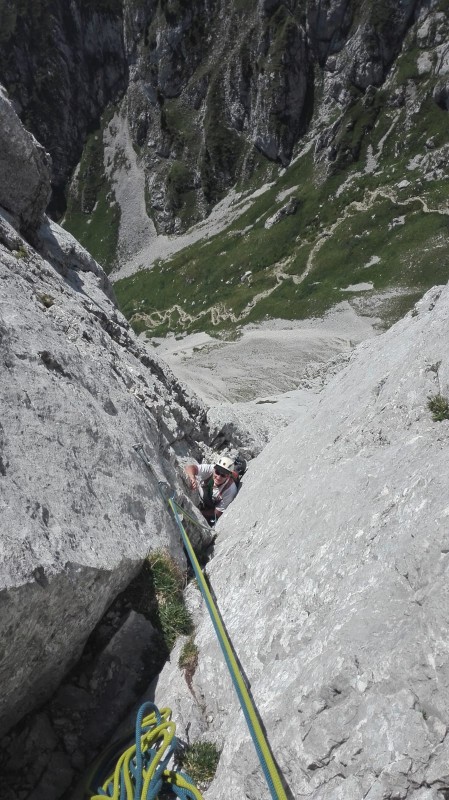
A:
2;1;449;341
109;0;449;337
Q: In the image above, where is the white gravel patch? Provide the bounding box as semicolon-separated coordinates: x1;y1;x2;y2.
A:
151;302;379;446
341;282;374;292
276;185;299;203
104;111;155;263
363;255;381;268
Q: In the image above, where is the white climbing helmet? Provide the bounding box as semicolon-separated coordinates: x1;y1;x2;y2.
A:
215;455;235;474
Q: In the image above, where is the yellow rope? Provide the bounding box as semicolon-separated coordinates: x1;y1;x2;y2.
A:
169;499;288;800
90;706;203;800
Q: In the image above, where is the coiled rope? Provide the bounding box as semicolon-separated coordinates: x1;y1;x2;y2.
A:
90;702;203;800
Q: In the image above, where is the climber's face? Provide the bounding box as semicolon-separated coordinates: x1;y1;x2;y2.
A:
213;465;229;484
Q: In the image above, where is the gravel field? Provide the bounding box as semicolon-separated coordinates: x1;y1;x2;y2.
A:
150;302;380;446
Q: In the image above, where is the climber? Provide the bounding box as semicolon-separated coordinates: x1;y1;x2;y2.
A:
184;456;238;523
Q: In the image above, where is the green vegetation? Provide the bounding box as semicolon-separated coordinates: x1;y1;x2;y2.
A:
63;111;120;272
202;75;245;205
114;20;449;339
37;293;55;309
167;160;194;210
13;245;28;259
126;550;193;651
179;636;199;675
180;742;220;786
330;89;386;173
114;101;449;338
428;394;449;422
63;185;120;273
179;635;200;691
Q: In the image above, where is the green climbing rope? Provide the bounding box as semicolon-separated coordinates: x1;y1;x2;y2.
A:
169;498;288;800
133;444;289;800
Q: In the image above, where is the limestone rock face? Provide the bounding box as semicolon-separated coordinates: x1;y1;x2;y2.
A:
154;283;449;799
0;87;51;234
0;207;208;737
0;1;127;216
0;1;434;239
328;0;418;91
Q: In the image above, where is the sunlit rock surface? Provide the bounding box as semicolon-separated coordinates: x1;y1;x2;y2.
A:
154;283;449;799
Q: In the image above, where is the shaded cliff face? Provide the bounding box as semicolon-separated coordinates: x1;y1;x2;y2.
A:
64;0;425;256
0;84;51;235
0;85;210;743
0;0;128;217
0;0;423;240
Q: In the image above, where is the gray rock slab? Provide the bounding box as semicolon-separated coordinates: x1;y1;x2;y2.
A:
37;217;116;303
0;213;208;737
0;85;51;233
154;284;449;799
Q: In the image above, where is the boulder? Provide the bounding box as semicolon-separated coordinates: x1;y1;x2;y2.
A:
0;207;208;738
0;85;51;233
264;197;299;229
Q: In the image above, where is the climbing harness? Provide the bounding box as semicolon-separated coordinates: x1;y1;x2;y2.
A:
133;444;289;800
89;701;203;799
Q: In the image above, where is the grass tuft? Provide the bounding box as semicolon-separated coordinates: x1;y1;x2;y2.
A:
180;741;220;787
13;245;28;259
37;293;55;309
178;636;199;684
427;393;449;422
126;550;193;651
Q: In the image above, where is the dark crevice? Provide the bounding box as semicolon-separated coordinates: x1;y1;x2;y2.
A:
39;350;72;379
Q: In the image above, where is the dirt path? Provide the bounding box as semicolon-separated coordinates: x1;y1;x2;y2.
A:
131;186;449;333
300;186;449;286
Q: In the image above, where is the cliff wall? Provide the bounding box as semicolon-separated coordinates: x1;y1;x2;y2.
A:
0;85;208;740
0;0;427;237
